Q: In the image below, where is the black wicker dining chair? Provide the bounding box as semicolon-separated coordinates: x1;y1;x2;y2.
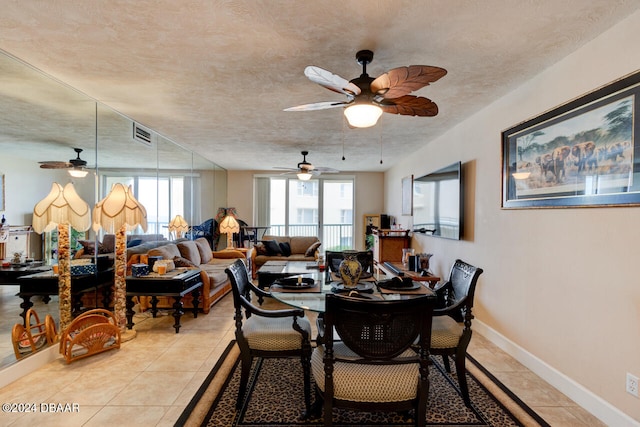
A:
312;293;436;427
225;259;312;414
430;259;483;407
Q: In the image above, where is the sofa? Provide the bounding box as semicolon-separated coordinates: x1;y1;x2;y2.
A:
125;237;246;314
250;235;321;278
75;233;167;260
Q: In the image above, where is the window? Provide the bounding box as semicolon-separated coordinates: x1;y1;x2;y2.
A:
102;174;185;238
255;176;354;250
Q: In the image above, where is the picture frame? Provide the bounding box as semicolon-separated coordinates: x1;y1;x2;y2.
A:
0;174;4;212
502;71;640;209
401;175;413;215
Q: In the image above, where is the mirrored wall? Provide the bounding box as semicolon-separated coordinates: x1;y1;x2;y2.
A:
0;49;227;371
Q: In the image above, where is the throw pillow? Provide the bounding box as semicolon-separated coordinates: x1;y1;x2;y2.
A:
78;240;96;256
173;256;198;268
254;242;267;255
194;238;213;264
212;250;245;259
97;243;112;254
127;239;143;248
261;240;282;256
279;242;291;257
305;241;322;257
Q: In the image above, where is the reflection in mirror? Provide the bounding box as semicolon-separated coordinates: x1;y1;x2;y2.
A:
0;49;97;369
412;162;464;240
0;49;226;373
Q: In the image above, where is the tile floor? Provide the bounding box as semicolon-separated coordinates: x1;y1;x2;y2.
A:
0;290;606;426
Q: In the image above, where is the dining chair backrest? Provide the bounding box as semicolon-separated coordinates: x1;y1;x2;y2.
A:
440;259;484;322
325;293;434;359
226;258;253;309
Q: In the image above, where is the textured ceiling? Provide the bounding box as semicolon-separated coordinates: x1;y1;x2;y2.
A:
0;0;639;173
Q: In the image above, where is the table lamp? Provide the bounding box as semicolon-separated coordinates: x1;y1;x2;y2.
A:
33;182;91;332
93;183;147;340
169;214;189;239
219;215;239;248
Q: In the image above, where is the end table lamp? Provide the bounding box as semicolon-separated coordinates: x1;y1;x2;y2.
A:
33;182;91;333
93;183;147;341
169;214;189;239
219;215;239;249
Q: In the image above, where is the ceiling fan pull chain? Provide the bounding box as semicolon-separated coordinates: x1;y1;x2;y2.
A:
379;126;384;165
342;116;346;161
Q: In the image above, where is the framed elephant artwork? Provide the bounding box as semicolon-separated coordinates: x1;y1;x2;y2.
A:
502;70;640;209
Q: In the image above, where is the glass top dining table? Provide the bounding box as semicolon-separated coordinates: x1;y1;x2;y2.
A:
268;266;436;313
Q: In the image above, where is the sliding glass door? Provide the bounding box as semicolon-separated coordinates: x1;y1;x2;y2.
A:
256;176;354;250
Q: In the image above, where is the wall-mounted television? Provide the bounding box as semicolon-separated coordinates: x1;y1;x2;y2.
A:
412;161;464;240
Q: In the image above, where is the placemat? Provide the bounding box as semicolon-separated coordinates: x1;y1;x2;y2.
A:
269;283;322;293
378;283;433;295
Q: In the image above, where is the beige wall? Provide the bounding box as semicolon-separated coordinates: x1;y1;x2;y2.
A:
227;170;384;250
385;11;640;425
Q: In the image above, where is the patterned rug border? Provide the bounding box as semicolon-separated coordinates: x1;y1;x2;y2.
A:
176;341;550;427
176;340;239;427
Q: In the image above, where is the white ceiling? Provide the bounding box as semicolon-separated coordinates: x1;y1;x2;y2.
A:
1;0;639;173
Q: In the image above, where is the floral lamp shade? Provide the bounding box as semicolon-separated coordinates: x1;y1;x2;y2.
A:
92;183;147;234
32;182;91;333
92;183;147;340
33;182;91;234
219;215;240;248
169;214;189;238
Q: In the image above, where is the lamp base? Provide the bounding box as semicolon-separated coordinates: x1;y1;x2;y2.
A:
120;328;137;342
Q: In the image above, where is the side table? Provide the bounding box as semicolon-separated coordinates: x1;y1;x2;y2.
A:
125;268;203;333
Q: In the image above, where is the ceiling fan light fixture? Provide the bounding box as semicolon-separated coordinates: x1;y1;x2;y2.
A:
297;171;312;181
344;104;383;128
68;168;88;178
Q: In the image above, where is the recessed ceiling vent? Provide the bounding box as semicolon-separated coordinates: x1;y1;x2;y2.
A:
133;122;152;146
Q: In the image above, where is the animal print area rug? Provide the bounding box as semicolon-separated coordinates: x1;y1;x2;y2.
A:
176;341;550;427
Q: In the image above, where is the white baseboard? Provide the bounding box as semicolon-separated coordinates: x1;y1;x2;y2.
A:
0;345;60;389
474;320;640;427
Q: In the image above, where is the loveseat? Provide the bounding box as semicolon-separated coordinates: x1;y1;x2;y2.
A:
126;237;246;314
250;235;321;278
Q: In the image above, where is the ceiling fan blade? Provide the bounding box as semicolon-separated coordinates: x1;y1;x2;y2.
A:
313;166;339;173
371;65;447;99
284;100;351;111
304;66;361;96
379;95;439;117
273;167;300;171
39;161;73;169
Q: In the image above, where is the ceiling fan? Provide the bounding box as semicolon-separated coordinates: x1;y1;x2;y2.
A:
273;151;339;180
284;50;447;128
39;147;91;177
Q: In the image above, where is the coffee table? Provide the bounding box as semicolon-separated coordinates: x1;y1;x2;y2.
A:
17;268;114;323
125;268;203;333
0;262;48;286
256;261;321;289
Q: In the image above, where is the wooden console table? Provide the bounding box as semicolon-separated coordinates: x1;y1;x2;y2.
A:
125;268;203;333
372;229;410;265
